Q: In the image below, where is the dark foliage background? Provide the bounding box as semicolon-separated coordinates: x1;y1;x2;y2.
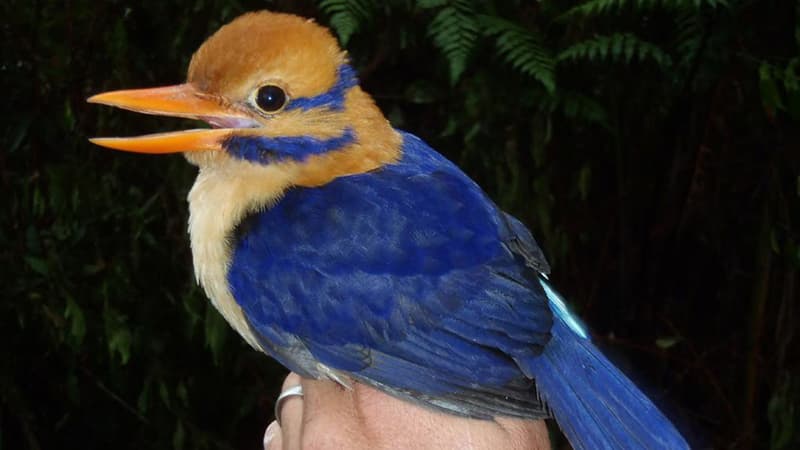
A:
2;0;798;448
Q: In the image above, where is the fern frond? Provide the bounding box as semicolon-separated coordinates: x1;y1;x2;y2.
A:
562;0;645;18
558;33;672;68
538;90;609;125
673;11;704;68
479;15;556;93
424;0;479;84
417;0;448;8
562;0;728;18
663;0;729;8
318;0;376;45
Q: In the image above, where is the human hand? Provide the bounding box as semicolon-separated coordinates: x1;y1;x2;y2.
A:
264;372;551;450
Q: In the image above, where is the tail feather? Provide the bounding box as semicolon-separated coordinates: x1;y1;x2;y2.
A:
525;280;689;450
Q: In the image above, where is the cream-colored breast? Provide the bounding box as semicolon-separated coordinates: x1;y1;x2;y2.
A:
187;157;297;350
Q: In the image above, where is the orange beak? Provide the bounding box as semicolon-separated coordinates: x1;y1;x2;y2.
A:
88;84;254;154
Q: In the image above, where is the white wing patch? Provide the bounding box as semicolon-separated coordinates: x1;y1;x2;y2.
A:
539;278;589;340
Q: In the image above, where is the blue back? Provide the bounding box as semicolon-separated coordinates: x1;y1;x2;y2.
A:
228;132;553;415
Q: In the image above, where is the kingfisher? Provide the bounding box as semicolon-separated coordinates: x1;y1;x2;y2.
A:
89;11;688;449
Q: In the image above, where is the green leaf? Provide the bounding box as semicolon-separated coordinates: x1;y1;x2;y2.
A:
558;33;671;69
24;256;49;276
768;376;798;449
66;374;80;405
479;15;556;93
205;303;228;365
64;296;87;345
319;0;376;45
138;377;152;414
770;228;781;254
561;0;729;18
159;380;171;408
760;63;785;113
172;419;185;450
63;99;75;131
655;336;682;349
176;381;189;407
417;0;447;8
782;58;800;119
578;165;592;200
561;0;629;19
427;0;479;84
108;327;132;365
538;90;609;126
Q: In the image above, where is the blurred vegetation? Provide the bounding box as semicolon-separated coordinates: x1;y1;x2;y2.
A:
2;0;798;448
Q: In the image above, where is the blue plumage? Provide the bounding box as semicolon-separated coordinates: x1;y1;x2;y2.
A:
227;131;689;447
229;132;552;412
285;65;358;111
224;127;355;163
528;280;687;449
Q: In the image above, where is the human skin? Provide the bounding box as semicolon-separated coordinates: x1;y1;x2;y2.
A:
264;373;551;450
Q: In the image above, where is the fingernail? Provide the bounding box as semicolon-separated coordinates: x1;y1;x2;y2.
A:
263;421;278;449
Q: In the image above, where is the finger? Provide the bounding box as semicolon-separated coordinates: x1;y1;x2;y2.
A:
279;373;305;450
495;417;551;450
263;420;281;450
296;377;371;449
300;376;354;420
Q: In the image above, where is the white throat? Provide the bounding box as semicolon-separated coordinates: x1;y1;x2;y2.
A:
187;158;296;350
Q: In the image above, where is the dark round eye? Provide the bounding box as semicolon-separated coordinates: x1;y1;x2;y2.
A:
255;85;287;112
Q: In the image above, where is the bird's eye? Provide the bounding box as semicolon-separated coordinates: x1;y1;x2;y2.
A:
255;85;287;112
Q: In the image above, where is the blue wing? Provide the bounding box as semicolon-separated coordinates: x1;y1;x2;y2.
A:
228;132;553;418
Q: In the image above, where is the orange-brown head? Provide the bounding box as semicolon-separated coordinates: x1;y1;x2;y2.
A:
88;11;401;187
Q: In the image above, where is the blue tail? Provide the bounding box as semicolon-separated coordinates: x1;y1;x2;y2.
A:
524;280;689;450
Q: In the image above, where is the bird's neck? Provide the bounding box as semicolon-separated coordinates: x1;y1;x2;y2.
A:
293;86;402;187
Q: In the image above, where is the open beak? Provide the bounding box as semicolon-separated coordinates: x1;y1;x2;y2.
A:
88;84;252;154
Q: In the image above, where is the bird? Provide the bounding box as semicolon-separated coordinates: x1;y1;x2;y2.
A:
88;11;688;449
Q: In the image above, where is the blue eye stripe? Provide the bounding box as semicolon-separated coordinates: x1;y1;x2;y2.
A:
286;65;358;111
223;128;356;164
222;66;359;165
